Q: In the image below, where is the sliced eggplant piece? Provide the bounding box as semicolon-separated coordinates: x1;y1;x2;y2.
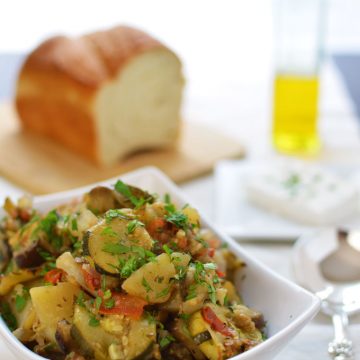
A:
83;215;153;276
55;319;74;354
113;182;154;209
0;232;10;272
161;342;194;360
85;186;117;214
170;318;206;360
14;242;47;269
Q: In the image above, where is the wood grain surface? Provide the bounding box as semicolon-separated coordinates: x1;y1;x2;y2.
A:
0;103;245;194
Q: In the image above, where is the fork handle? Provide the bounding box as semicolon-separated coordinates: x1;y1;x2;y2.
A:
328;312;353;359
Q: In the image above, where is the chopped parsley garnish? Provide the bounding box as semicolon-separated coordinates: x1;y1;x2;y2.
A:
103;289;112;300
195;234;209;248
283;173;301;191
37;248;55;262
95;296;102;311
142;277;152;293
110;245;156;278
100;226;118;237
101;275;107;291
165;211;189;230
102;243;130;254
179;313;190;321
104;298;115;309
164;193;171;204
156;286;170;299
115;180;147;208
71;218;78;231
186;284;198;301
15;293;28;312
75;291;86;308
162;244;173;255
159;334;175;348
88;315;100;327
38;210;63;249
207;283;217;304
126;219;144;234
0;302;17;331
118;257;138;278
104;209;132;224
174;265;187;281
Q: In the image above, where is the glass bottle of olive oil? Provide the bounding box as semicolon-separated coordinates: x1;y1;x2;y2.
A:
273;75;320;153
272;0;325;155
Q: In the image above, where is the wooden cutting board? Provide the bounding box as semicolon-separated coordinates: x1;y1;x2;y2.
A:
0;103;245;194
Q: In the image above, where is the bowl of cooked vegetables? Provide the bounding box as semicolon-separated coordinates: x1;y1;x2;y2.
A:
0;167;320;360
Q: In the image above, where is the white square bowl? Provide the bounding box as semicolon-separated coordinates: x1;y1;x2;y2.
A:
0;166;320;360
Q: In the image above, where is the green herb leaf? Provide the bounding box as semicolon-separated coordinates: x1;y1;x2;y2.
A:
0;302;17;331
71;218;78;231
162;244;173;255
100;226;118;237
75;291;86;308
115;180;143;207
15;294;27;312
142;277;152;293
103;289;112;300
126;219;144;234
165;211;189;230
104;209;132;224
179;313;190;321
104;298;115;309
159;335;175;348
102;243;130;255
95;296;102;311
164;193;171;204
186;284;198;301
207;283;217;304
88;315;100;327
156;286;170;299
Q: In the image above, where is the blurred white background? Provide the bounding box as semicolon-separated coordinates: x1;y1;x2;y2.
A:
1;0;360;152
1;0;360;103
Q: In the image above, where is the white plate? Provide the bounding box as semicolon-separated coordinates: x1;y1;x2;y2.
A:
0;166;320;360
214;160;360;241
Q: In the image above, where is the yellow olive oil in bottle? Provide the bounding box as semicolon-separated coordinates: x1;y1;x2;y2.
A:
272;75;320;154
272;0;325;155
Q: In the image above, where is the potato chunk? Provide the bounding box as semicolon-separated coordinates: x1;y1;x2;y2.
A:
30;282;80;343
122;252;190;304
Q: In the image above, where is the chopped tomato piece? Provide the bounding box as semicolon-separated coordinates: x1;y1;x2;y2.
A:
81;266;101;291
208;247;215;258
176;235;188;250
98;293;147;320
147;218;166;237
202;306;234;337
216;269;225;278
44;269;63;285
207;237;221;249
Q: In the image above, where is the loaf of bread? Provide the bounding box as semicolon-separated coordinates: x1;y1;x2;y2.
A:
15;25;184;165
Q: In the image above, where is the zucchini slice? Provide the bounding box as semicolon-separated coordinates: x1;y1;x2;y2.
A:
72;305;156;360
72;305;119;360
113;183;154;209
83;215;153;276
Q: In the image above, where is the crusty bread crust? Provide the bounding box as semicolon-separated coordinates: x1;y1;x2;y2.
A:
15;26;172;164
